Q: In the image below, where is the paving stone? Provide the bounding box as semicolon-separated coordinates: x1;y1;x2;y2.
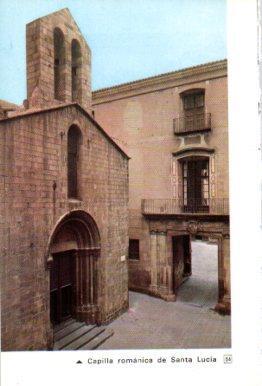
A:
98;242;231;350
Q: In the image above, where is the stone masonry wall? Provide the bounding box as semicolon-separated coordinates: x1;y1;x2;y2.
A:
0;105;129;350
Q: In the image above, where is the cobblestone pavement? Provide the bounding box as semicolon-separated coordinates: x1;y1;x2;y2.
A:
98;241;231;350
177;240;218;308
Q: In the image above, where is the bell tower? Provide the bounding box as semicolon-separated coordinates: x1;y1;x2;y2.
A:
26;8;91;111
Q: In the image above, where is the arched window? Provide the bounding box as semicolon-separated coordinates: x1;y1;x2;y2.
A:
67;125;82;199
54;28;65;101
71;39;82;102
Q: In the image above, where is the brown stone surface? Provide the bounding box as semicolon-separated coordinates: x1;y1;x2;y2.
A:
26;8;91;111
0;103;129;351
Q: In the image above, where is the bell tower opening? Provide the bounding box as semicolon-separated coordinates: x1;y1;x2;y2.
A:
71;39;82;102
26;9;91;110
54;28;66;101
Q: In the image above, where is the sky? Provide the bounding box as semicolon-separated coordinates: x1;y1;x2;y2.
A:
0;0;226;105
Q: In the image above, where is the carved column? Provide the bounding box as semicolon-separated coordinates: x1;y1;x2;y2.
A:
75;249;83;318
210;154;216;198
75;248;100;324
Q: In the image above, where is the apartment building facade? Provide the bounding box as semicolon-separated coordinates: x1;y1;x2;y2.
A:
93;60;230;314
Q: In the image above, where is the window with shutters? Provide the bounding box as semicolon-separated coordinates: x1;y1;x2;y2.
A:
183;92;204;111
183;91;205;132
174;89;211;134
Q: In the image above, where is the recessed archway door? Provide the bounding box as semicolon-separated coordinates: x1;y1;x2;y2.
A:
48;210;101;325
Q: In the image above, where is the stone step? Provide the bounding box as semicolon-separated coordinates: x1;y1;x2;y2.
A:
79;328;114;350
53;318;75;333
62;326;106;350
54;321;85;341
54;325;96;350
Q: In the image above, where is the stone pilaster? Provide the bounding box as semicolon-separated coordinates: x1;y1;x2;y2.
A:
149;231;158;291
215;235;231;314
149;231;176;301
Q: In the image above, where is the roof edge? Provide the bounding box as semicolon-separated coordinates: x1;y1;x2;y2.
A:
92;59;227;99
0;102;130;160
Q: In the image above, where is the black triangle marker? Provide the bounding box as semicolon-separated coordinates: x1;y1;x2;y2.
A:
76;360;83;364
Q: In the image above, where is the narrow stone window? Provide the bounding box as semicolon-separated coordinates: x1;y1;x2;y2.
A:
67;125;82;199
54;28;65;101
129;239;140;260
71;39;82;102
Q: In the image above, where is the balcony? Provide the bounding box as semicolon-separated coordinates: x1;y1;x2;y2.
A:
141;198;229;216
173;113;211;135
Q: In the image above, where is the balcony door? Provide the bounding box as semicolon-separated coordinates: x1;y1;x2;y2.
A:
183;92;204;131
182;158;209;213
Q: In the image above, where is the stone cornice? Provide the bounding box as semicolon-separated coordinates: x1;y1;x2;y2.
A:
92;59;227;105
172;146;215;157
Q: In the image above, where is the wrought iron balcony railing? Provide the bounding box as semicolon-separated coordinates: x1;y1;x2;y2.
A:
173;113;211;135
141;198;229;216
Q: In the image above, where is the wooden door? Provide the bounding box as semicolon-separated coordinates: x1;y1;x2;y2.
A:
50;251;76;324
183;93;205;131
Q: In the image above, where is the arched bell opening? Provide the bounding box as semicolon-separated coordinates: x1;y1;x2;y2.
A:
47;211;101;326
71;39;82;102
54;27;66;101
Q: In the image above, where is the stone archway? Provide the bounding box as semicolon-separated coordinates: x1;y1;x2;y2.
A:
145;217;230;315
47;210;101;325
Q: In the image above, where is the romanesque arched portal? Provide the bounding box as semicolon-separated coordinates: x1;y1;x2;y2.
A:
47;210;101;325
